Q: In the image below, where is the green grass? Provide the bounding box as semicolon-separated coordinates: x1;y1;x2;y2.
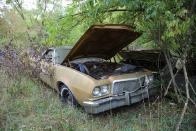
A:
0;69;195;131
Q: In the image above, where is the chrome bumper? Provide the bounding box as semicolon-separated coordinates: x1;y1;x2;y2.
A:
83;86;158;114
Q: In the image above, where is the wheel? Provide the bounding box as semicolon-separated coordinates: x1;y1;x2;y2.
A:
60;85;78;106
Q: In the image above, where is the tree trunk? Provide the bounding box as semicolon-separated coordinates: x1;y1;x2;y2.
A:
176;60;190;131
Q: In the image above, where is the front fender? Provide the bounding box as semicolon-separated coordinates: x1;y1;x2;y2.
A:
54;65;95;105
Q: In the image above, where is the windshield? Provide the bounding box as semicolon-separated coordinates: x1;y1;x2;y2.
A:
54;47;72;64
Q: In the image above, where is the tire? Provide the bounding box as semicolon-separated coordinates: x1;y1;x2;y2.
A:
60;85;78;106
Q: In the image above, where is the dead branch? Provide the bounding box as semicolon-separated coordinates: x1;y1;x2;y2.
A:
0;45;42;78
176;0;196;129
189;82;196;95
164;69;180;96
176;99;189;131
163;49;180;102
176;59;190;131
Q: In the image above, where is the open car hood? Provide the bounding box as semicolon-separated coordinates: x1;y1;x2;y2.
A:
64;25;142;62
119;49;166;71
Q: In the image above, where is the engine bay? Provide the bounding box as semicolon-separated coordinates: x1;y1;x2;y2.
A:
69;61;144;80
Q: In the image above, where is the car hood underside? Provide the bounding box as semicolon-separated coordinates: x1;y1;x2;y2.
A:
63;24;142;62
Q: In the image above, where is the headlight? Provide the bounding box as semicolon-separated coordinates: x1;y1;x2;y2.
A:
92;84;110;97
148;75;154;82
145;75;154;85
93;87;101;96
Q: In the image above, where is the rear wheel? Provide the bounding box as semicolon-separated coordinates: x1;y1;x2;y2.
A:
60;85;78;106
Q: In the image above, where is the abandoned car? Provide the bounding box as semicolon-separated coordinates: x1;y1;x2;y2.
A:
39;25;159;114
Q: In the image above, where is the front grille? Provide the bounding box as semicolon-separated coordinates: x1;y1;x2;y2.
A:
111;76;145;95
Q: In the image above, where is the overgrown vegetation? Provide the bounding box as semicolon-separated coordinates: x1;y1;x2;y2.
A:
0;0;196;130
0;70;195;130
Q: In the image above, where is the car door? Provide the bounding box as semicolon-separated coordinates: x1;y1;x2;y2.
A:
40;49;56;88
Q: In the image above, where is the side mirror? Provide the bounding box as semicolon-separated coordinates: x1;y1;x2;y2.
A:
41;50;47;60
41;49;54;62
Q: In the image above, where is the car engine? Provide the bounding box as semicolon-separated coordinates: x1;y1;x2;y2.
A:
71;61;144;80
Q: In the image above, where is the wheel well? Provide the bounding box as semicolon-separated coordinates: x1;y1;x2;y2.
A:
56;81;65;92
57;81;79;105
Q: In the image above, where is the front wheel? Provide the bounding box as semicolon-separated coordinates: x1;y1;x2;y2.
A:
60;85;78;106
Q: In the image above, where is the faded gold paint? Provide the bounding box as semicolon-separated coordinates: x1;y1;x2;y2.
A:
38;24;153;107
40;63;153;106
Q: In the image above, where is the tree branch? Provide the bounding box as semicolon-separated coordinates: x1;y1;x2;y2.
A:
164;69;180;96
163;49;180;102
58;8;144;19
176;1;196;130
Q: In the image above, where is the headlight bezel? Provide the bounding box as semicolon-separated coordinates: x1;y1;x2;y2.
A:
92;84;110;97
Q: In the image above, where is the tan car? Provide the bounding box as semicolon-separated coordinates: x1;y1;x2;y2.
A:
39;25;158;114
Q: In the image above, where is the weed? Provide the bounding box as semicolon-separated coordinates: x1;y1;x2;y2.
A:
0;69;195;131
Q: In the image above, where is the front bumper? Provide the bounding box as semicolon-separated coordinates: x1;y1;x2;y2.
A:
83;85;158;114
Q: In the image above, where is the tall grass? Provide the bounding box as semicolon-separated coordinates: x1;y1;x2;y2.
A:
0;69;195;131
